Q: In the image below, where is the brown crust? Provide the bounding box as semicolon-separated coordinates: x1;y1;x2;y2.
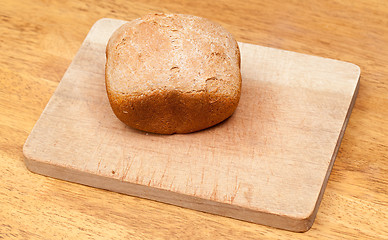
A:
105;13;241;134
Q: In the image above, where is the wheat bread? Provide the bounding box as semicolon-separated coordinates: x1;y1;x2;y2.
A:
105;13;241;134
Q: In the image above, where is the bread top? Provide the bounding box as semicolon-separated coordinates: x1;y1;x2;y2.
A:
106;13;241;100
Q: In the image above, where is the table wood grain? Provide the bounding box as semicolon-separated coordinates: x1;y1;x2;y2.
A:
1;0;387;239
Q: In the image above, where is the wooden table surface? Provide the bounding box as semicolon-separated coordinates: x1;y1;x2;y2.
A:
1;0;387;239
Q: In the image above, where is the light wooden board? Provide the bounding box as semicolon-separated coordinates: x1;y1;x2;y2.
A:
23;18;360;232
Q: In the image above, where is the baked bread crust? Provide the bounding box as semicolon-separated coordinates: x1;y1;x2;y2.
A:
105;13;241;134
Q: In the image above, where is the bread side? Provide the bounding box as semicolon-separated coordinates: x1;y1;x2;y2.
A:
105;13;241;134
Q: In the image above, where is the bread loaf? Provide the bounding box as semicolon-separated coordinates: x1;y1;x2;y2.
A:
105;13;241;134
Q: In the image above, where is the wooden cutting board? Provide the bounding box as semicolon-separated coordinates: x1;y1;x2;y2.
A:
23;18;360;232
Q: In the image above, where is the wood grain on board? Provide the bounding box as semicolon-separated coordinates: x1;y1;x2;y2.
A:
23;19;360;232
1;0;388;239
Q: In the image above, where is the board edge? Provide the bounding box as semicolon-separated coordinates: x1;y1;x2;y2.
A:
23;153;316;232
301;69;361;231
